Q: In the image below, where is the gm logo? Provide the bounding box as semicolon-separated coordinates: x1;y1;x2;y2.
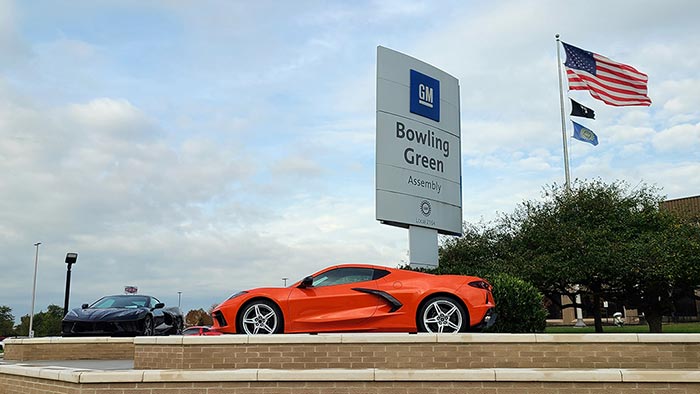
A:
410;69;440;122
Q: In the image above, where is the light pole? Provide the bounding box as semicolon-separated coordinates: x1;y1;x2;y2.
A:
282;277;288;287
28;242;41;338
63;253;78;317
177;291;182;308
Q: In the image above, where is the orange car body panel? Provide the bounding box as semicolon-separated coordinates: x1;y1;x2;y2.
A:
211;264;495;334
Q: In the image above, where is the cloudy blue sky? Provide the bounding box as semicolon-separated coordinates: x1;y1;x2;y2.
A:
1;0;699;323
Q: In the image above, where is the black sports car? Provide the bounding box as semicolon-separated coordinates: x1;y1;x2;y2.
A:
61;294;184;337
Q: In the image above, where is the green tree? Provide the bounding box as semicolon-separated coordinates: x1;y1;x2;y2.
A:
438;179;700;333
615;214;700;332
0;306;16;336
505;180;700;333
437;221;515;279
14;304;65;337
37;305;65;336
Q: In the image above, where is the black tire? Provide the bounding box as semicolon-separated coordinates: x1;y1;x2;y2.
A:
237;299;283;335
417;296;468;333
174;318;183;335
167;317;183;335
141;315;154;336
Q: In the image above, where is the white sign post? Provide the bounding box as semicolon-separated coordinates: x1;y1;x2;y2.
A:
376;46;462;268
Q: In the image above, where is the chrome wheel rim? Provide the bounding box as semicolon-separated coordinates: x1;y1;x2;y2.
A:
422;299;462;333
241;304;278;335
143;317;153;336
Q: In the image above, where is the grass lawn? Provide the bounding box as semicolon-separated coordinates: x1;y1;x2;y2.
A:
545;321;700;333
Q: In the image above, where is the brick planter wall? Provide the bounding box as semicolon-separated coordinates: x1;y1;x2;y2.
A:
2;366;700;394
133;333;700;370
4;333;700;394
3;337;134;361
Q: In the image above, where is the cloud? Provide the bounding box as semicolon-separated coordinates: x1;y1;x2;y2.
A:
0;0;31;68
652;122;700;153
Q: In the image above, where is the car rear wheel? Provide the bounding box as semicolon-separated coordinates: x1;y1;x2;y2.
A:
418;296;467;333
238;300;282;335
141;315;154;336
171;318;183;335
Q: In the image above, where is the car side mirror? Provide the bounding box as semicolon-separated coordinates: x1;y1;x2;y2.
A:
81;304;89;309
154;302;165;309
299;276;314;289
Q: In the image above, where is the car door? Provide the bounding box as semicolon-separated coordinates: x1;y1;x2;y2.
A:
287;267;383;332
145;296;167;330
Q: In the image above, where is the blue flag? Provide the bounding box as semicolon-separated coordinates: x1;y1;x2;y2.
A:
572;121;599;146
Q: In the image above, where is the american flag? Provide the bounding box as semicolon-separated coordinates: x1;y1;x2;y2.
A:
563;42;651;107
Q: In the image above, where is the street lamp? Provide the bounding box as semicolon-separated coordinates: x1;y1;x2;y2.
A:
28;242;41;338
282;277;288;287
63;253;78;317
177;291;182;308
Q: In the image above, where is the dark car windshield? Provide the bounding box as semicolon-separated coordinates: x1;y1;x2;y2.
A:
91;295;153;309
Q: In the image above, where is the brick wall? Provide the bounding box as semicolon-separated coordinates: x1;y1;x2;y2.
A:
4;334;700;394
132;334;700;370
3;337;134;361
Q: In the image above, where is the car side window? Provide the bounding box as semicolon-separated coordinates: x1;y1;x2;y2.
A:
312;268;374;288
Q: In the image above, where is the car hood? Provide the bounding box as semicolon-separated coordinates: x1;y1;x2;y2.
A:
63;307;146;321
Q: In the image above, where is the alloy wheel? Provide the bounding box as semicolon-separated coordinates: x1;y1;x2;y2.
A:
241;303;279;334
421;298;464;333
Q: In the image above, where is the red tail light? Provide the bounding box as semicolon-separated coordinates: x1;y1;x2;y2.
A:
468;280;492;291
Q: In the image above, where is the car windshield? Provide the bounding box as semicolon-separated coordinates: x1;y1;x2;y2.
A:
91;295;153;309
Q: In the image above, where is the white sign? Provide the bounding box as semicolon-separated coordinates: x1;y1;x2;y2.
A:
376;46;462;236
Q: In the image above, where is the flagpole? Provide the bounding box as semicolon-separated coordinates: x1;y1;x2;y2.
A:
555;34;571;192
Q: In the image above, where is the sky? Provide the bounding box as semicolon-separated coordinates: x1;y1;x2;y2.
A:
1;0;699;324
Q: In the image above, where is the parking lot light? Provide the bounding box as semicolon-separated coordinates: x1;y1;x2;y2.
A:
28;242;41;338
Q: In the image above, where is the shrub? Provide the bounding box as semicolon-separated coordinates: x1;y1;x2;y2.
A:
486;273;547;333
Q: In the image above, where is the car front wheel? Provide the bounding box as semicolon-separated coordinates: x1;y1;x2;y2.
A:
418;296;468;333
141;315;154;336
238;300;283;335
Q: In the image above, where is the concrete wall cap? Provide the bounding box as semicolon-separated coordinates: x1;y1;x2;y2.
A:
57;369;83;383
4;366;700;384
142;369;258;382
133;337;159;345
636;333;700;343
79;370;145;383
50;337;133;344
621;369;700;382
375;368;496;381
495;368;622;382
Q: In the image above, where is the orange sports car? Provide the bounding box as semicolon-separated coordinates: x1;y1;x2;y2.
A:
211;264;496;334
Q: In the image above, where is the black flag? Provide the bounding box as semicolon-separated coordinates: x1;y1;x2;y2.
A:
570;98;595;119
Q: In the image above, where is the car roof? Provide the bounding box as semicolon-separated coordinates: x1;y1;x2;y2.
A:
321;263;397;271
